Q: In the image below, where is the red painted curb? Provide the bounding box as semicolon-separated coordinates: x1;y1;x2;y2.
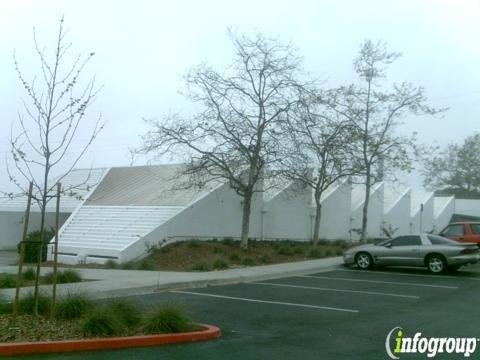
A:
0;324;221;356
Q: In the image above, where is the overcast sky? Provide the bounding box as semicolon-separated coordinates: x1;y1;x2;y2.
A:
1;0;479;193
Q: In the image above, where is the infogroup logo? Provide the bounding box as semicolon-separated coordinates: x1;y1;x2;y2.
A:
385;327;478;359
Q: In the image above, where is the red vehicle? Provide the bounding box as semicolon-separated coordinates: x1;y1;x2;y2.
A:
439;222;480;244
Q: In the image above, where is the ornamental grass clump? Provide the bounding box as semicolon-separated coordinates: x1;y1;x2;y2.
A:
44;269;82;284
108;299;143;327
0;274;17;289
55;293;93;320
22;267;36;281
142;302;195;334
81;309;124;337
19;291;51;315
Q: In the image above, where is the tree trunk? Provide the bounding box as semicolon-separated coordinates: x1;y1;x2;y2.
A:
33;199;47;318
360;171;371;243
33;165;50;317
312;197;322;246
240;190;253;249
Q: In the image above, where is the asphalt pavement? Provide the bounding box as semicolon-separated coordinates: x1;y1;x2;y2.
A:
5;263;480;359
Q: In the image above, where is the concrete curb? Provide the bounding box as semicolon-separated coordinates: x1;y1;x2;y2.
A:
0;324;221;356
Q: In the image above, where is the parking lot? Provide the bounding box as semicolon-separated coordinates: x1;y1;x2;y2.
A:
9;264;480;359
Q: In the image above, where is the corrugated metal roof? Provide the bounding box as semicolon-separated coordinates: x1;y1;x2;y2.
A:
0;168;107;212
84;164;220;206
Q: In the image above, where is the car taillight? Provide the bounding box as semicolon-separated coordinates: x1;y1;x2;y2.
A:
461;248;479;254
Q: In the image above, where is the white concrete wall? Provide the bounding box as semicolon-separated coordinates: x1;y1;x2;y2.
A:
262;182;312;240
122;182;263;262
455;199;480;218
0;211;70;250
350;183;384;240
318;182;351;240
410;194;434;234
433;197;455;232
383;189;411;237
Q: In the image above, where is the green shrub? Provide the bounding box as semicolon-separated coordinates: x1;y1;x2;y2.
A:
44;269;82;284
293;247;305;255
277;246;294;256
20;229;55;263
308;248;324;259
242;257;256;266
104;260;118;269
82;310;123;337
142;302;194;334
324;249;333;257
221;237;235;246
190;262;210;272
229;253;240;262
259;255;271;264
55;293;92;320
120;261;135;270
22;267;36;281
335;248;344;256
212;259;229;270
19;291;51;315
138;259;155;271
0;297;12;314
211;247;224;254
0;274;18;289
107;299;142;327
187;240;201;248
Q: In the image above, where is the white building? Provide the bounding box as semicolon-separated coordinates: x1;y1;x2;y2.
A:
0;164;470;264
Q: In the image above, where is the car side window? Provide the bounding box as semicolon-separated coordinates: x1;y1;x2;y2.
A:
443;224;465;236
470;224;480;235
390;236;422;246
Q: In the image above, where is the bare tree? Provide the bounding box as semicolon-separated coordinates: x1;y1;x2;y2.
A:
140;31;304;248
7;17;104;316
325;40;443;242
279;89;361;245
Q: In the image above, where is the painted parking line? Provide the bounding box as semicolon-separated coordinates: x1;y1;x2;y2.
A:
171;290;359;313
336;268;480;281
298;275;458;289
250;282;419;299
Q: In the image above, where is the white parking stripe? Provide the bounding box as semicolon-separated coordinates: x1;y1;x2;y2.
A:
298;275;458;289
171;290;359;313
251;282;419;299
336;268;480;280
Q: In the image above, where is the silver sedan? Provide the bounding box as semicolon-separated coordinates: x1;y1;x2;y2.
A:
343;234;480;273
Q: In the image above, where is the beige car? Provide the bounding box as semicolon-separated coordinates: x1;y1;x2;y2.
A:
343;234;480;273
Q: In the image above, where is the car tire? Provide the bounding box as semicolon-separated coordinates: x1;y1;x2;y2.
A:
426;254;446;274
355;252;373;270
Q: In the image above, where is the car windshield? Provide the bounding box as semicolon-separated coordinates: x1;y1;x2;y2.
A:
427;235;458;246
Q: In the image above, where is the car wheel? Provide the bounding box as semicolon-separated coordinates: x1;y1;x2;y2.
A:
426;254;446;274
355;252;373;270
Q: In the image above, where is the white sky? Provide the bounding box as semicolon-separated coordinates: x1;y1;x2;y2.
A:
1;0;479;193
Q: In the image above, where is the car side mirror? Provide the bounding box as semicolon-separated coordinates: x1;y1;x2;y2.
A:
384;243;392;248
